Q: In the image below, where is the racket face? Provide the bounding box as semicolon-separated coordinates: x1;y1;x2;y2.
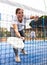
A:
7;37;24;49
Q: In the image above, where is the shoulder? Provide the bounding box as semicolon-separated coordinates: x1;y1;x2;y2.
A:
13;15;17;21
12;15;18;24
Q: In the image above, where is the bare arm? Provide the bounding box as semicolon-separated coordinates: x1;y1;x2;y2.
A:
30;16;39;21
30;16;35;19
13;24;21;38
25;15;39;21
12;24;25;40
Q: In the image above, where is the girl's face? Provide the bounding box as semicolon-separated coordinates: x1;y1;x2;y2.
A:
16;9;24;22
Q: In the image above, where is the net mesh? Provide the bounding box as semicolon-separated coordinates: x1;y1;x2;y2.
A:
0;14;47;65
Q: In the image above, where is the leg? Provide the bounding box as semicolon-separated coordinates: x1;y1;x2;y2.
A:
13;48;18;56
19;30;27;54
10;27;21;62
13;48;21;62
10;27;17;55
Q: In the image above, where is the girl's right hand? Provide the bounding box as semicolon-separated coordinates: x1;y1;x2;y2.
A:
20;37;25;40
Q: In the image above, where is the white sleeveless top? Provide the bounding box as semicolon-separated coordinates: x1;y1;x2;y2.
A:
11;15;30;31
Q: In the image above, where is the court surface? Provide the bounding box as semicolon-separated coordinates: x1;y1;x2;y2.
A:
0;40;47;65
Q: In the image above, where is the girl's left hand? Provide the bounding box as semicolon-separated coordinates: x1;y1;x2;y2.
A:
34;16;39;21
